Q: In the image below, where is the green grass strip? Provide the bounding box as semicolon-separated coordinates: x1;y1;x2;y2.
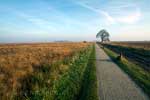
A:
53;46;92;100
104;47;150;98
79;45;98;100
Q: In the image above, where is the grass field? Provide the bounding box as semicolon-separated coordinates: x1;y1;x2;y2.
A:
0;42;98;100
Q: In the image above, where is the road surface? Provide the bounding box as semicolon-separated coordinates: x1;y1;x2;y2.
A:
95;44;149;100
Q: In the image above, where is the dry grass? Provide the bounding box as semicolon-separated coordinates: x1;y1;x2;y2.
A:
0;42;91;99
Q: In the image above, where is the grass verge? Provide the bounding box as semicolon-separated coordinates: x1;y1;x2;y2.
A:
103;47;150;98
53;45;98;100
53;45;93;100
79;45;98;100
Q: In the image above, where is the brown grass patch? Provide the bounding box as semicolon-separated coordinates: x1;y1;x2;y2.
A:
0;42;91;99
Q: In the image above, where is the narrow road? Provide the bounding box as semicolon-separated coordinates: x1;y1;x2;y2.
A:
95;44;149;100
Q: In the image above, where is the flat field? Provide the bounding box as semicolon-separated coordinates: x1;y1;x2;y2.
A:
0;42;92;99
110;41;150;50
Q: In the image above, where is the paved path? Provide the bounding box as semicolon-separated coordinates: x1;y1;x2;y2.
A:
95;44;149;100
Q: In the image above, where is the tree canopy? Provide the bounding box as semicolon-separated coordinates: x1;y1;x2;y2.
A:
96;29;110;42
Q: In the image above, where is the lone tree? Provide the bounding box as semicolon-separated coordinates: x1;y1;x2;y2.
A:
96;29;110;42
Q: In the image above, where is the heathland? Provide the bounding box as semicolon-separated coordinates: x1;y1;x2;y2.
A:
0;42;98;100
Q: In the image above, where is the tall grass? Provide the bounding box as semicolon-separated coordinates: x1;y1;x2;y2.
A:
0;43;91;100
13;44;93;100
13;57;74;100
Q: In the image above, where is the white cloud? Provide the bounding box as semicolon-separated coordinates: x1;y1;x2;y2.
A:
116;9;141;24
74;1;142;25
74;1;116;25
100;11;115;24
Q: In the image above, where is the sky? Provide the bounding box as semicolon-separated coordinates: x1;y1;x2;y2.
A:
0;0;150;43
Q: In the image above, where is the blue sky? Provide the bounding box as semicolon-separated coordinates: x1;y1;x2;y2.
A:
0;0;150;42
